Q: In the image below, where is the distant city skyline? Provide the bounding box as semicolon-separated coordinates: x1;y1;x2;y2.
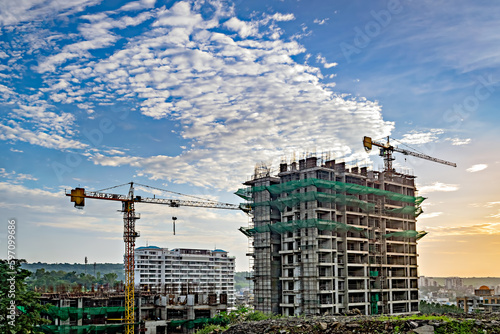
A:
1;0;499;276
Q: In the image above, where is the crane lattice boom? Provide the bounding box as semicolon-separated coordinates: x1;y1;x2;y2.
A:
71;189;241;210
392;146;457;167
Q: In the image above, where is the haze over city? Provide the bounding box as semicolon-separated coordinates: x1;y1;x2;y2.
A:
1;0;499;277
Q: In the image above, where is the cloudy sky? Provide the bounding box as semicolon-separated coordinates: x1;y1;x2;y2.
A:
0;0;499;276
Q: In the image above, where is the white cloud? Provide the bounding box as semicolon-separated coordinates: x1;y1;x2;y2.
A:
0;0;102;26
488;211;500;219
0;84;16;96
0;168;38;182
313;18;329;25
418;182;459;194
418;212;443;219
0;123;87;150
118;0;156;12
316;54;338;68
153;1;204;28
10;148;23;153
104;149;126;155
223;17;259;38
423;222;500;236
11;104;75;135
36;11;153;73
91;153;139;167
466;164;488;173
445;137;471;146
271;13;295;22
399;129;444;145
0;181;59;199
11;1;394;190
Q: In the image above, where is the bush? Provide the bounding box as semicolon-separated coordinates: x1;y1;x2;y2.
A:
245;310;273;321
194;324;229;334
419;301;464;315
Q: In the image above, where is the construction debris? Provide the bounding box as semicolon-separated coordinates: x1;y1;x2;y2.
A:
220;313;500;334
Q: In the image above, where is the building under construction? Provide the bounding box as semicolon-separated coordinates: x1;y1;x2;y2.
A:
36;285;229;333
237;156;427;316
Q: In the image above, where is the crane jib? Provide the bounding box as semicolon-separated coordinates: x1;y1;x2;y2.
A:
362;136;457;170
66;182;245;333
67;189;241;209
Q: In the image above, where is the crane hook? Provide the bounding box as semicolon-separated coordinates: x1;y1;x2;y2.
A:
172;217;178;235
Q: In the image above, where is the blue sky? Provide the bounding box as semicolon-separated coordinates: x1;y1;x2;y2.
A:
1;0;499;276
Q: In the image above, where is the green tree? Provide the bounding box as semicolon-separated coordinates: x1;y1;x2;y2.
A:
103;273;118;286
419;301;464;314
0;259;49;333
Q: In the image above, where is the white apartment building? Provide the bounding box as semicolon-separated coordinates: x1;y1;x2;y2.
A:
135;246;235;305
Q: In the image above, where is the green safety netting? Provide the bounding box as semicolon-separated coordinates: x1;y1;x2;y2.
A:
249;191;376;212
42;306;126;321
38;324;126;334
235;178;425;205
370;293;380;315
246;191;422;217
235;188;252;201
168;316;230;330
383;230;428;240
385;206;423;217
239;218;365;237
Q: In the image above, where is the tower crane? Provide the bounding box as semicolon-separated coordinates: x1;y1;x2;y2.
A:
67;182;245;334
363;136;457;171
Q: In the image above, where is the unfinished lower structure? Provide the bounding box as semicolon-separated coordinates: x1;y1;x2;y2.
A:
237;157;426;316
37;288;229;334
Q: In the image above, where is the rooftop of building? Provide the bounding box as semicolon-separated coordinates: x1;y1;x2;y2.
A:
136;245;161;250
135;246;230;255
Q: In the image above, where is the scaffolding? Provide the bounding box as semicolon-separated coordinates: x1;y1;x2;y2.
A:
236;178;425;217
236;178;425;205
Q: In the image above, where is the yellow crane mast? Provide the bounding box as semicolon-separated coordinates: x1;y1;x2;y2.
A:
67;182;244;334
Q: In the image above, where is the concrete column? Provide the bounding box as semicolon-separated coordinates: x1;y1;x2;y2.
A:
209;307;217;318
187;306;195;320
77;298;83;326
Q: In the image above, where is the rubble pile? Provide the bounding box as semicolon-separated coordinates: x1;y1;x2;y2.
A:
219;313;500;334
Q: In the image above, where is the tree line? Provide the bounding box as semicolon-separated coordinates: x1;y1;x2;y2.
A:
27;269;119;292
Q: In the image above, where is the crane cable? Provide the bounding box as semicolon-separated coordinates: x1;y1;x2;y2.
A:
133;182;221;203
95;182;132;193
92;182;231;206
390;137;427;155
